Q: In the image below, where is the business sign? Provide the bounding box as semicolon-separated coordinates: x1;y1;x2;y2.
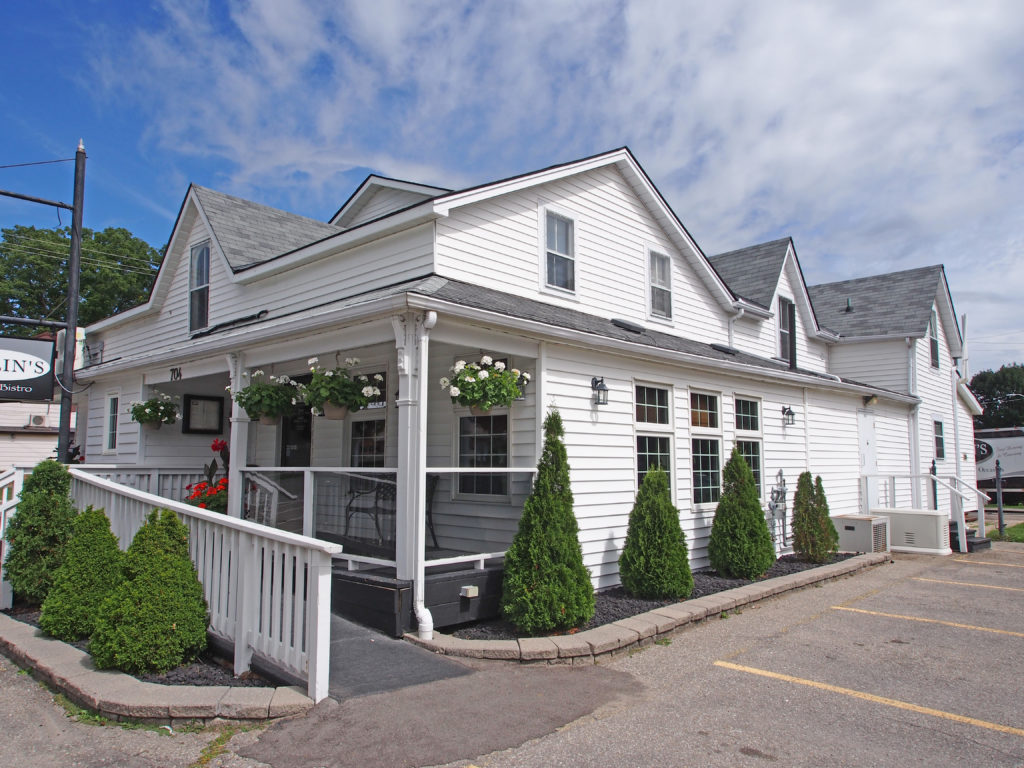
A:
0;337;56;402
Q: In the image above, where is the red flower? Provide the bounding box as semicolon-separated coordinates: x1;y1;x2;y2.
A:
211;439;228;452
198;502;207;509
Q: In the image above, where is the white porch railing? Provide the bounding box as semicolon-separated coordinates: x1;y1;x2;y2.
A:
77;464;206;502
69;468;341;702
0;466;28;611
861;473;990;553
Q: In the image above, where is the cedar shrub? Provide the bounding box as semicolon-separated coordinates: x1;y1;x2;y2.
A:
90;509;208;674
707;447;776;579
793;473;839;563
39;506;125;642
501;410;595;634
619;467;693;599
2;459;78;604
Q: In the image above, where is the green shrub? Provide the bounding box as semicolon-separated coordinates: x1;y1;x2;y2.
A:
619;468;693;599
90;509;207;674
501;410;595;634
3;460;78;604
793;473;839;562
39;506;124;642
707;447;776;579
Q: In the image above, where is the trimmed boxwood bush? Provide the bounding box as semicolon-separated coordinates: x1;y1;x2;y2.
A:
39;506;124;642
501;410;595;634
3;459;78;604
90;509;208;674
707;447;776;579
619;467;693;599
793;472;839;563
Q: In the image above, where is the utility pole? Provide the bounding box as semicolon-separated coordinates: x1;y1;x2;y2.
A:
57;141;86;462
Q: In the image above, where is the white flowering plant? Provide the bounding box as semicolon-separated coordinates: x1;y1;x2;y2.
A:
440;355;530;411
298;358;381;413
128;391;179;425
231;371;298;419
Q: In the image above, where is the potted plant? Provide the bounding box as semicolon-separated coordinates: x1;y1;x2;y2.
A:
299;357;382;419
129;392;179;430
231;371;297;425
440;355;530;414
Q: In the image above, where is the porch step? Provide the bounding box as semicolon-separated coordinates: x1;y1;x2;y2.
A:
949;522;992;553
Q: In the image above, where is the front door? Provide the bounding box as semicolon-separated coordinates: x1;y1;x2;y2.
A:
858;410;878;512
280;402;312;467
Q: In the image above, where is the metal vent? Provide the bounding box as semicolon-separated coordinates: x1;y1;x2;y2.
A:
30;415;46;427
872;521;887;553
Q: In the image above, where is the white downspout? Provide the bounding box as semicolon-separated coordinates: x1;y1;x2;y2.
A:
413;311;437;639
728;307;746;349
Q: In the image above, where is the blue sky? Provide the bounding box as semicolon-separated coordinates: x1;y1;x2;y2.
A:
2;0;1022;373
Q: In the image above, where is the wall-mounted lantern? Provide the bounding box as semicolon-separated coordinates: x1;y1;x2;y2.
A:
591;376;609;406
781;405;796;426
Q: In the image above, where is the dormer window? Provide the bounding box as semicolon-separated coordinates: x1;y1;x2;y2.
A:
929;310;940;369
649;251;672;319
545;211;575;292
779;297;795;366
190;242;210;332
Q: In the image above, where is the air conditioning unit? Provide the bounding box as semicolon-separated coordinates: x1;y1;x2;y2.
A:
30;415;47;427
834;514;890;553
871;508;951;556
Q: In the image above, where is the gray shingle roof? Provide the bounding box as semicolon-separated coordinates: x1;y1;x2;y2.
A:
807;265;944;338
709;238;791;308
192;186;341;270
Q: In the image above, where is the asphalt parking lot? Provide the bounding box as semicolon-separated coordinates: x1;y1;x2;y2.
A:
456;544;1024;768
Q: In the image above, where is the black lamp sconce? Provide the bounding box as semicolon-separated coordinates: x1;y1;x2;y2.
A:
781;405;796;426
591;377;609;406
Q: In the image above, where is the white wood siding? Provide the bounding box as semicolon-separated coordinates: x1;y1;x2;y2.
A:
343;188;433;229
914;301;957;512
872;402;915;508
434;166;730;344
92;221;434;363
804;390;861;516
829;340;910;392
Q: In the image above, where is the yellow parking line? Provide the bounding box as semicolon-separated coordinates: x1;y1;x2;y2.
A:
953;558;1024;568
832;606;1024;638
714;661;1024;737
913;577;1024;592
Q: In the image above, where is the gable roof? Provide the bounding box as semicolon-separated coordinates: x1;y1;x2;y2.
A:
192;186;342;270
709;238;791;309
808;265;947;339
330;175;450;228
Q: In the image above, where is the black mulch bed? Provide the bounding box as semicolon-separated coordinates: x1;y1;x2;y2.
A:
1;604;273;688
453;553;857;640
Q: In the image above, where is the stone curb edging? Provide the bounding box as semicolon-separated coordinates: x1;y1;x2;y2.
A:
405;552;888;664
0;615;313;725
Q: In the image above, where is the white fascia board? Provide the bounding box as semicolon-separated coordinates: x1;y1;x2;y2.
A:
234;204;438;284
76;293;410;379
733;299;772;319
957;378;983;415
832;333;924;344
331;176;449;226
405;293;919;406
782;244;825;336
935;280;964;358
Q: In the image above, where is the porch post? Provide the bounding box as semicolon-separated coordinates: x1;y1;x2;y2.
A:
226;353;249;518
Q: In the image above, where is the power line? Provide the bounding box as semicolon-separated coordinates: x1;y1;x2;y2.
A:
0;158;75;170
1;242;157;276
2;238;159;272
3;232;159;266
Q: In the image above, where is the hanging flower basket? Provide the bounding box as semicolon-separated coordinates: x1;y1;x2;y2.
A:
142;420;162;431
232;371;298;423
258;414;279;426
441;355;530;412
129;392;179;427
322;403;350;420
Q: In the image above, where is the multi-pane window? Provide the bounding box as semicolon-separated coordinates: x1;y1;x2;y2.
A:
735;398;759;432
692;438;721;504
637;435;671;487
545;212;575;292
736;440;762;496
351;419;386;467
636;385;669;424
190;242;210;332
934;421;945;460
106;395;119;452
690;392;719;429
649;252;672;318
779;297;794;363
929;310;940;369
458;414;509;496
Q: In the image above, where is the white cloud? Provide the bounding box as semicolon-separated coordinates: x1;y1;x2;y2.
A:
92;0;1024;370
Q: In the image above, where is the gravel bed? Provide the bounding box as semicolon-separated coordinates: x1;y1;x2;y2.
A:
452;553;856;640
1;605;273;688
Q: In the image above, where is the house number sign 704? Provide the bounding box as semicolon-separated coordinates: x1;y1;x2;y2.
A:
169;367;182;381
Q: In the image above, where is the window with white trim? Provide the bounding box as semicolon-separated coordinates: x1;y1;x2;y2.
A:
934;421;945;460
734;397;759;432
736;440;762;496
105;394;119;452
690;390;722;504
458;413;508;496
545;211;575;292
635;384;672;488
636;385;669;424
351;418;386;468
690;392;719;429
734;397;762;496
649;251;672;319
190;242;210;333
779;297;794;363
929;310;940;369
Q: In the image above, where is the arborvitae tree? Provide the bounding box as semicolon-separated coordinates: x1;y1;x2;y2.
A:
792;472;839;562
501;410;595;634
3;459;78;604
39;507;125;642
707;447;776;579
619;467;693;599
90;509;208;674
